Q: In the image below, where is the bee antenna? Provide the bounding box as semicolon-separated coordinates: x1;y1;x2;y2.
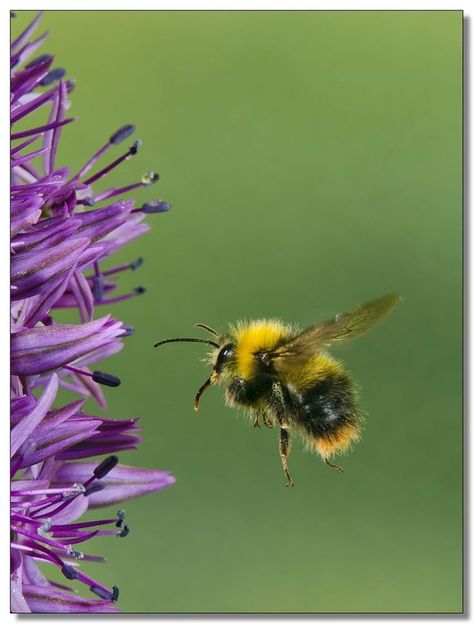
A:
194;323;219;338
154;337;220;349
194;376;212;411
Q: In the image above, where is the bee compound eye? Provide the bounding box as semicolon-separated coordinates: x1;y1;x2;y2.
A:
222;346;234;359
215;343;235;372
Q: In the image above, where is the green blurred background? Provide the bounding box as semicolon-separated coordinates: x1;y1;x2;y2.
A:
14;10;462;613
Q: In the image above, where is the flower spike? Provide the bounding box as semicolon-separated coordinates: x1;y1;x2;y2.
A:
11;12;174;613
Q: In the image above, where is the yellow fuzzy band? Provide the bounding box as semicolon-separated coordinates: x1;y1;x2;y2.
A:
230;320;291;380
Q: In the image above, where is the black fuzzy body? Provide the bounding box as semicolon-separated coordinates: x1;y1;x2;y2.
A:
226;364;359;443
282;372;359;440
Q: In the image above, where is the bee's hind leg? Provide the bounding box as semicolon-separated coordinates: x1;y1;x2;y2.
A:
324;458;344;473
279;427;294;487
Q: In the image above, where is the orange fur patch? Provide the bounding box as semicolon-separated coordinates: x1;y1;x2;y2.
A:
313;422;360;459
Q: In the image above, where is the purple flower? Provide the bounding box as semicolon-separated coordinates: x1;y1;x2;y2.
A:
11;12;174;613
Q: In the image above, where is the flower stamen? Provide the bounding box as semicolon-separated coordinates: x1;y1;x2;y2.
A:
83;140;141;186
64;364;121;388
135;200;172;214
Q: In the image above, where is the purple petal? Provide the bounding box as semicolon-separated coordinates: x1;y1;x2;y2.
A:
11;395;37;426
11;31;49;71
11;11;44;52
16;400;92;468
14;216;81;251
19;422;101;468
22;584;119;613
68;271;94;322
11;479;50;494
11;316;125;376
43;79;69;174
11;55;52;96
61;369;107;410
11;579;31;614
104;212;150;249
47;491;89;524
11;84;60;124
22;556;51;589
22;262;78;327
43;399;85;426
11;196;43;236
11;237;90;301
58;430;142;460
11;373;58;456
69;339;124;369
53;462;175;508
73;201;133;244
12;316;113;349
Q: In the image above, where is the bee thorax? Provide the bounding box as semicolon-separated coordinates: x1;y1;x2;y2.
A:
226;376;271;408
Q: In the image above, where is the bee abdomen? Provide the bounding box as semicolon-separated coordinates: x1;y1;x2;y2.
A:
290;373;361;458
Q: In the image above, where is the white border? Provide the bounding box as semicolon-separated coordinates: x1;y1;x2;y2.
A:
3;4;468;622
4;1;473;10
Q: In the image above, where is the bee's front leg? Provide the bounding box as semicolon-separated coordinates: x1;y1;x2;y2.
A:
252;411;261;428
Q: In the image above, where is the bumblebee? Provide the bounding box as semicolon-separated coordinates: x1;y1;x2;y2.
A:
154;293;399;486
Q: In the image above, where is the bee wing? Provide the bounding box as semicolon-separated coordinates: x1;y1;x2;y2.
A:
269;293;400;372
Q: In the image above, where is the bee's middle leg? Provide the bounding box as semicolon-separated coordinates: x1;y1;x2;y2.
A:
279;427;294;487
263;412;274;428
252;409;273;429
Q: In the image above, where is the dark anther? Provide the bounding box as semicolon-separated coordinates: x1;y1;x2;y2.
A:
93;455;118;479
92;371;121;388
115;509;126;527
118;524;129;538
93;275;104;301
130;257;144;270
134;286;146;295
121;324;135;337
141;200;171;214
90;586;113;601
25;54;51;69
129;140;141;155
84;483;105;497
112;586;120;602
62;565;78;580
82;196;95;207
110;124;135;145
40;68;66;86
142;171;159;187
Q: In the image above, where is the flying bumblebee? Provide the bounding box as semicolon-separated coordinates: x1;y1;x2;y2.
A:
154;293;400;486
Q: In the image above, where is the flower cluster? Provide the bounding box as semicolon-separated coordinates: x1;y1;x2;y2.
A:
11;13;174;613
